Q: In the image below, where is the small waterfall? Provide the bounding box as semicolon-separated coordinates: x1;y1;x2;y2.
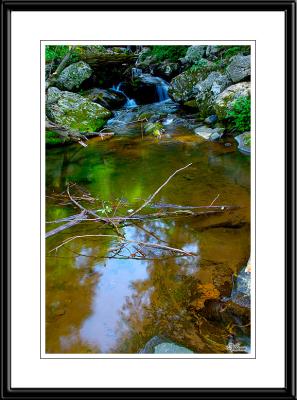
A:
132;67;142;80
135;73;169;103
112;83;137;109
156;81;169;102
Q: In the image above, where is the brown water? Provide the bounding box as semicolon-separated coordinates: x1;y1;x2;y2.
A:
46;126;250;354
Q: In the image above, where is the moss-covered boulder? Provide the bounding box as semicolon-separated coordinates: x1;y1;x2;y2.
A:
193;72;231;117
168;69;205;103
214;82;251;120
46;87;112;132
56;61;92;91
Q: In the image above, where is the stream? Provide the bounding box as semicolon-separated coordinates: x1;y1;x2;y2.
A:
46;86;251;354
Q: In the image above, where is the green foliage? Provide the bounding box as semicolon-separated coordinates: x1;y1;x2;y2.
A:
149;46;189;62
223;46;250;59
45;46;70;63
46;130;64;145
189;59;209;73
227;96;251;133
45;45;80;64
97;201;113;215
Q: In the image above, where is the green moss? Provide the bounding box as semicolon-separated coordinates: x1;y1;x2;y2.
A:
184;100;199;108
46;130;64;145
145;46;189;62
222;46;250;60
46;91;112;133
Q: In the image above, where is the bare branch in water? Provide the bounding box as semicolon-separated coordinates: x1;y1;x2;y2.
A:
128;163;193;217
48;233;197;258
208;193;220;207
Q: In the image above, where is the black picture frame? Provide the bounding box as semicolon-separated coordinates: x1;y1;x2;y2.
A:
1;1;296;398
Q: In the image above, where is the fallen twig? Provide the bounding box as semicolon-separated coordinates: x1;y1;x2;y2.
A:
128;163;193;217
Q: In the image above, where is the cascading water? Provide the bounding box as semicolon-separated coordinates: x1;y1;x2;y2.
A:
156;80;169;102
112;82;137;108
134;73;169;103
132;67;142;80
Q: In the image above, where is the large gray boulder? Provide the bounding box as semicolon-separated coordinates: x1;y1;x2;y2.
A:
205;45;221;59
168;69;205;103
226;55;251;83
56;61;93;91
184;45;206;63
46;87;111;132
214;82;251;120
193;72;231;116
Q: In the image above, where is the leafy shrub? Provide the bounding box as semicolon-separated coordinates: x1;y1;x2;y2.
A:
45;46;71;63
227;96;251;133
45;45;81;64
148;46;189;62
46;130;64;145
223;46;250;60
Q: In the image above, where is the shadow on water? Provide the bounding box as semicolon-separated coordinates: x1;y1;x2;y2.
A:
46;124;250;354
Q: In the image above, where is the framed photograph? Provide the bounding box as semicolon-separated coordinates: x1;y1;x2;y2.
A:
2;0;296;398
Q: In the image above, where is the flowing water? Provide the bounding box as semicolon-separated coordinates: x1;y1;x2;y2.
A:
46;108;250;354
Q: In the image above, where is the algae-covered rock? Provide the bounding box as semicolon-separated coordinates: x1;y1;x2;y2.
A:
193;72;231;117
56;61;92;91
46;87;112;132
226;55;251;83
214;82;251;120
168;69;205;103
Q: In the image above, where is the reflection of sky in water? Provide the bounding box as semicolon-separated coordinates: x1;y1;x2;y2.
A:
80;258;148;353
77;224;200;353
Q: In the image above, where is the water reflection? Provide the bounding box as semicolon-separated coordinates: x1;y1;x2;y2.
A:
46;130;250;354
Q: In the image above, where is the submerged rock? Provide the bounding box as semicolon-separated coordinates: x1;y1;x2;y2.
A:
194;126;224;141
46;87;111;132
226;55;251;83
140;336;193;354
235;132;251;155
231;260;251;308
214;82;251;120
56;61;93;91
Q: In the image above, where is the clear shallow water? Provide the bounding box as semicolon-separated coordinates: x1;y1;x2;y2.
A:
46;125;250;354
